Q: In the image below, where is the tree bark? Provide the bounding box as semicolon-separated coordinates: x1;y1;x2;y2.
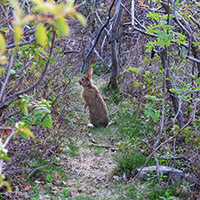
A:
109;0;124;90
160;48;184;128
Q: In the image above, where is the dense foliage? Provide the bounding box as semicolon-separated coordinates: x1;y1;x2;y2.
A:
0;0;199;199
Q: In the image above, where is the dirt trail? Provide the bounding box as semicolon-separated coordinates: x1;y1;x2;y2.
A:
64;133;120;199
60;79;122;199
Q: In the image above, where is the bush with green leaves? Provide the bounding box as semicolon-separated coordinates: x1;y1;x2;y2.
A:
116;103;153;138
0;0;86;191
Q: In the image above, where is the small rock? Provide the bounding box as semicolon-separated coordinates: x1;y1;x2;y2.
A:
136;165;183;180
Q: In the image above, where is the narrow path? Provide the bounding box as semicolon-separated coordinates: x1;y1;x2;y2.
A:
64;131;120;199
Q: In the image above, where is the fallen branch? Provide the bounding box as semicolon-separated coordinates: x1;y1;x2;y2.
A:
90;143;118;151
86;132;97;143
132;118;192;181
26;165;49;179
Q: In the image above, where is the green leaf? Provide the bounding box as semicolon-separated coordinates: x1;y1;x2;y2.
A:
157;30;172;47
56;17;69;36
35;24;47;46
46;174;53;183
129;67;141;73
146;41;156;53
147;12;160;20
145;95;160;101
0;33;6;53
19;132;27;139
2;155;11;161
15;62;23;67
49;57;55;64
169;88;183;94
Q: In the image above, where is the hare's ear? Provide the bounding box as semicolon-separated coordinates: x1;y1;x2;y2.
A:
87;67;93;78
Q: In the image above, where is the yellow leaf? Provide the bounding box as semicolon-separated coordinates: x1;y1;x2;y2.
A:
0;56;8;64
20;15;35;26
0;176;11;191
14;26;22;44
0;67;6;73
56;17;69;36
35;24;47;46
9;0;20;10
0;33;6;53
30;0;42;4
21;127;35;139
75;12;87;27
33;3;56;15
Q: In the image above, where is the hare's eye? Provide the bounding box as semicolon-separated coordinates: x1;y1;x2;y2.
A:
82;78;84;81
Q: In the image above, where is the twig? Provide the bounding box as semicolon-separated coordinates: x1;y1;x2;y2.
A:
90;143;118;150
6;37;36;49
0;55;14;102
190;15;200;29
0;4;14;32
186;55;200;64
83;0;117;72
86;132;97;143
131;0;134;27
26;165;49;179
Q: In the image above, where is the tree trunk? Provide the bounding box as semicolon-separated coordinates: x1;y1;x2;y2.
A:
160;48;184;128
109;0;124;90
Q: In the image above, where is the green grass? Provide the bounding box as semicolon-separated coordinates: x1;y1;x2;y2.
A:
114;152;155;177
117;180;187;200
90;146;107;155
146;181;186;200
66;139;80;157
72;197;96;200
88;125;120;143
116;105;152;138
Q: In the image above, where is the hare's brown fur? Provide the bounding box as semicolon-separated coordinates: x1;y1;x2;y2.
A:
79;68;109;127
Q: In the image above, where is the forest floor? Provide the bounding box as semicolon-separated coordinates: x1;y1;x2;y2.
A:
3;76;196;200
4;77;130;200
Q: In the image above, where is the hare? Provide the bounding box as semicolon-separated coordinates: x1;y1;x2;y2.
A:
79;67;109;127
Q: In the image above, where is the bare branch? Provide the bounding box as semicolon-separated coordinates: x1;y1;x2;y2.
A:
0;128;15;175
0;32;56;112
190;15;200;29
186;55;200;64
83;0;117;72
0;55;14;102
131;0;134;27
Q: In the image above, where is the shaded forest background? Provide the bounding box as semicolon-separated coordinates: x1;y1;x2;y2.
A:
0;0;200;199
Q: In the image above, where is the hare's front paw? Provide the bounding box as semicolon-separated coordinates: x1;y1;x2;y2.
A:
87;123;94;128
